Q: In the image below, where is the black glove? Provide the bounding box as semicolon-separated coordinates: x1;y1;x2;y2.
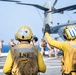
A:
42;24;51;34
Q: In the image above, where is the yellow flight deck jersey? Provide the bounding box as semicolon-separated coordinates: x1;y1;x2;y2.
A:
3;43;46;75
45;32;76;57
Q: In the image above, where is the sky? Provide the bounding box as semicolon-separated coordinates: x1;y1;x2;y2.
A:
0;0;76;45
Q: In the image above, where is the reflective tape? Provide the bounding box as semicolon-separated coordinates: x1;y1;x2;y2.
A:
14;48;34;52
67;27;76;37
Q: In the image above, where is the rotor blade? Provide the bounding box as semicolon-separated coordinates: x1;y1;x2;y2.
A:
17;2;49;11
0;0;20;2
49;4;76;13
73;12;76;14
52;0;58;8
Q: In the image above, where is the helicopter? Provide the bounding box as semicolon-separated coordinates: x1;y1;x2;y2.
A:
0;0;76;40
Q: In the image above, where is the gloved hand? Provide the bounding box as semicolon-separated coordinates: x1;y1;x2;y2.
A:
42;24;51;35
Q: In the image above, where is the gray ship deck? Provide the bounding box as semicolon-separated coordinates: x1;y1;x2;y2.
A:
0;53;62;75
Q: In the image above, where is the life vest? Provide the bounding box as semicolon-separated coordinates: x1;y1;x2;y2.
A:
11;44;38;75
61;43;76;74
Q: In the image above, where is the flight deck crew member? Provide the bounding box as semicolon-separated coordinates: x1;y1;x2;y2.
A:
43;24;76;75
30;35;38;45
8;39;16;47
3;25;46;75
53;37;59;57
0;40;4;57
39;38;47;56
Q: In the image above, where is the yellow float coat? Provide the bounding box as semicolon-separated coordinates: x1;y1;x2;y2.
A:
45;32;76;75
3;42;46;75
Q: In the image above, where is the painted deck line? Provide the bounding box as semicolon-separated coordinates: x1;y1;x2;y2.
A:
0;69;3;72
44;57;58;61
47;66;61;68
0;62;5;64
1;53;8;56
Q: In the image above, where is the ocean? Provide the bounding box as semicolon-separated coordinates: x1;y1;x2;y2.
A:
2;45;63;55
2;45;10;53
2;45;48;53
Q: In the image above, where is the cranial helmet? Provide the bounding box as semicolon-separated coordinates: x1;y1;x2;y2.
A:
63;26;76;40
15;26;33;40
